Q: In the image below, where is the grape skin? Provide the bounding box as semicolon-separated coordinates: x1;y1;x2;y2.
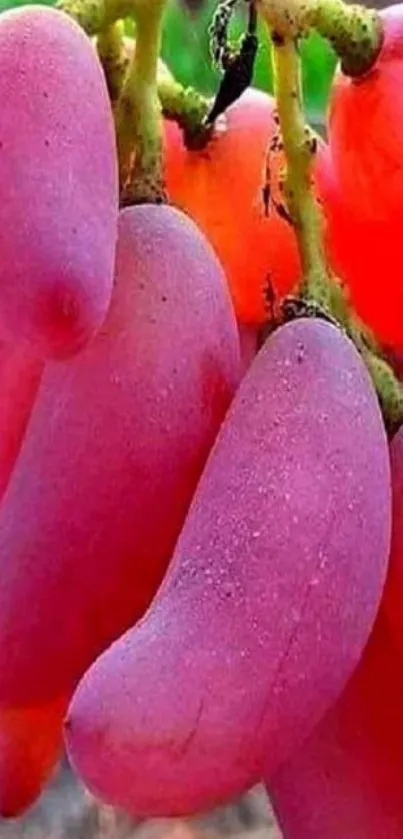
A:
65;318;390;818
0;697;67;818
164;88;301;327
270;612;403;838
0;343;43;500
0;6;118;358
0;204;240;705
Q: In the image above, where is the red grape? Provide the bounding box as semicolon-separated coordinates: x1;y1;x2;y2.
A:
269;611;403;838
0;204;240;705
321;5;403;346
65;318;390;818
0;6;118;358
0;697;67;818
164;89;301;326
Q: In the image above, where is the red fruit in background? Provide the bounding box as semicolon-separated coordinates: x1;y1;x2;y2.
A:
322;5;403;347
269;611;403;838
65;319;390;818
0;204;240;706
0;6;118;359
164;89;301;326
0;343;43;499
0;697;67;818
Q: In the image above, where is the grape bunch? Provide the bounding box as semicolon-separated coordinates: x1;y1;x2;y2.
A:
0;0;402;833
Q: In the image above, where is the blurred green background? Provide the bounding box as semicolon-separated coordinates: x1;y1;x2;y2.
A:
0;0;338;124
161;0;337;126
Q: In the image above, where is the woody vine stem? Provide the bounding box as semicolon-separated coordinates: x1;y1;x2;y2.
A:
269;34;331;310
59;0;168;202
255;0;382;312
58;0;382;202
257;0;403;432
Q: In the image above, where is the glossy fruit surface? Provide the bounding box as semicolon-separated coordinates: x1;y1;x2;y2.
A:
65;318;390;818
164;88;301;326
0;343;43;499
322;5;403;346
270;611;403;838
0;204;240;705
0;5;118;358
0;697;67;818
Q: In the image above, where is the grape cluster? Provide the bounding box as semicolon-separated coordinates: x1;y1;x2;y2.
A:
0;2;402;836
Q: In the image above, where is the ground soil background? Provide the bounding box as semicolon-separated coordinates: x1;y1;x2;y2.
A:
0;757;282;838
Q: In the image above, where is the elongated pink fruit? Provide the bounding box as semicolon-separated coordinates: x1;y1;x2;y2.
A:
0;6;118;358
66;318;390;817
0;204;240;705
269;610;403;838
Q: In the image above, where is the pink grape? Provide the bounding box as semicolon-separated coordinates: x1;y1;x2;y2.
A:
269;610;403;838
0;6;118;358
65;318;390;818
0;343;43;499
0;204;240;705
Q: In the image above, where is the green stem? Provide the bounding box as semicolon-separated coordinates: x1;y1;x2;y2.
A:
257;0;383;76
96;25;210;155
157;76;211;148
115;0;165;203
59;0;167;203
58;0;130;36
272;37;331;311
96;21;127;107
270;32;403;435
